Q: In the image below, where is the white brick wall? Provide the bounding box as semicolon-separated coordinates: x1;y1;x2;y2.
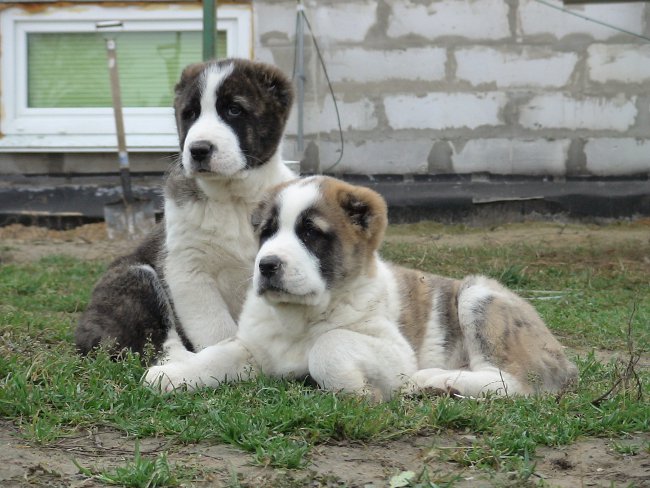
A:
452;139;569;175
312;2;377;43
520;94;638;131
518;0;645;40
318;139;432;174
388;0;510;40
455;47;577;88
286;98;377;135
587;45;650;84
328;47;447;83
255;0;650;177
254;2;296;41
585;139;650;176
384;93;507;130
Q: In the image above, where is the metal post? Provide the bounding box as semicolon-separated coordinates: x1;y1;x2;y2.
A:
296;2;305;154
203;0;217;61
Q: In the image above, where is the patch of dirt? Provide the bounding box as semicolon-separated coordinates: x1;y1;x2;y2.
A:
1;423;648;487
0;223;137;263
385;220;650;251
535;436;650;488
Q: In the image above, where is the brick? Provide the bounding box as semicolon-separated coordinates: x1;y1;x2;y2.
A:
519;94;637;131
587;45;650;84
384;92;506;130
388;0;510;40
285;98;377;135
455;47;577;88
312;2;377;43
452;139;570;175
585;138;650;176
255;2;376;45
317;139;432;174
327;47;447;83
518;0;645;40
255;2;296;43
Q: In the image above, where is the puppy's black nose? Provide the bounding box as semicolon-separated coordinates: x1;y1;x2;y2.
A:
259;255;283;278
189;140;214;163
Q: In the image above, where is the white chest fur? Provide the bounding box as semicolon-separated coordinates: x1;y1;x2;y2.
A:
165;194;258;320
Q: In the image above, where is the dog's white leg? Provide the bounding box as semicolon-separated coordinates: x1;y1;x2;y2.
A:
144;338;255;392
158;328;195;364
411;367;523;397
308;328;417;401
165;267;238;351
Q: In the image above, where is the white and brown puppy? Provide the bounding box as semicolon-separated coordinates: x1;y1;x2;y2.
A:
76;59;295;359
145;176;578;399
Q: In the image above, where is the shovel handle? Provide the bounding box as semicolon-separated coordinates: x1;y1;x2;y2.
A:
104;37;135;205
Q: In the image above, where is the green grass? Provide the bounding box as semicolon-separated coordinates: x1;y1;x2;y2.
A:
1;228;649;486
73;441;199;487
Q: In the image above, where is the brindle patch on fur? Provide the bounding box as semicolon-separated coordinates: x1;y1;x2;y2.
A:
390;266;434;351
430;277;462;352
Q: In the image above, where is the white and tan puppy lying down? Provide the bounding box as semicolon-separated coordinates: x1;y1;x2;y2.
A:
145;176;578;399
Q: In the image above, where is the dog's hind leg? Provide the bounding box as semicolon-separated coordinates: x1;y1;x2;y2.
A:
76;263;170;359
410;367;520;397
415;275;577;396
412;276;530;397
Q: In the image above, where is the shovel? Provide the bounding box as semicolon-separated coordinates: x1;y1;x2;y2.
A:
98;21;156;240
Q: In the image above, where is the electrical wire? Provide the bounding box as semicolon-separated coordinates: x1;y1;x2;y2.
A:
533;0;650;43
294;5;345;173
291;8;300;81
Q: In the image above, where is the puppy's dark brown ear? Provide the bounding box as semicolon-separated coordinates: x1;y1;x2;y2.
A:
254;63;294;118
337;183;388;251
174;62;205;96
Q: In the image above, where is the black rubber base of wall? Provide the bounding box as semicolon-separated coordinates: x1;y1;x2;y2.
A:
1;173;649;229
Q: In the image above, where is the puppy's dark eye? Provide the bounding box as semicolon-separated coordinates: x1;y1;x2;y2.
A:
183;108;199;121
300;219;325;241
227;104;242;117
259;219;278;243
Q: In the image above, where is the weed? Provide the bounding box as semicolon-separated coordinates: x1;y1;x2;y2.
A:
74;441;198;487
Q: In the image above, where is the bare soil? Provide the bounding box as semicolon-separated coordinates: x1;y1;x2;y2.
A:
1;222;649;487
1;421;648;487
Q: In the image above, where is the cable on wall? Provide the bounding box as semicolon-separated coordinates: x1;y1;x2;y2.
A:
293;3;345;173
533;0;650;42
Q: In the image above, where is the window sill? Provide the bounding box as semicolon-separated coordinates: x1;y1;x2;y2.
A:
0;134;178;153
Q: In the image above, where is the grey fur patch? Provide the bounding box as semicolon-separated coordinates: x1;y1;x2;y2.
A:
75;225;172;358
164;160;206;207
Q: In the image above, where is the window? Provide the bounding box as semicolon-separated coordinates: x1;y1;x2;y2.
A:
0;4;252;152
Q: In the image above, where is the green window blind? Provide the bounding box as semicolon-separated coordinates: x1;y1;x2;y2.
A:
28;30;227;108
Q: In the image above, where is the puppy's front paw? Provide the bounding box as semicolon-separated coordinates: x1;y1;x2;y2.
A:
143;364;193;393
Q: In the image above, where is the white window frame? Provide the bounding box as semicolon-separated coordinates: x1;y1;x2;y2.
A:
0;4;252;152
